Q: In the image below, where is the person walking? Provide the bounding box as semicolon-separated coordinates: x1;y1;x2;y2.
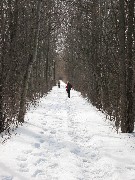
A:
66;81;72;98
58;80;60;88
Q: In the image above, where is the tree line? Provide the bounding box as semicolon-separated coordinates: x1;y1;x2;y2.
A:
0;0;62;133
0;0;134;134
63;0;135;133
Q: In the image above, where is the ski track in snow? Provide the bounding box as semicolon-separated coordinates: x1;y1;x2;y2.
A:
0;81;135;180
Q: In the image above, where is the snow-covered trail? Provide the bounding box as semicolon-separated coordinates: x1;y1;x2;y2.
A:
0;81;135;180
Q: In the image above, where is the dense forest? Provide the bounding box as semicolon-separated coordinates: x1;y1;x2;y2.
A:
0;0;135;133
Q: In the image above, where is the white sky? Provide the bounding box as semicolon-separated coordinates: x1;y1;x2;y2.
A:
0;81;135;180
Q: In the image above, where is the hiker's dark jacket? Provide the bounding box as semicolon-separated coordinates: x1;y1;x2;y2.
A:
66;82;72;92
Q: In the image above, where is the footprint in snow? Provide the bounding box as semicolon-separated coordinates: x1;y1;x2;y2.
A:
18;162;29;172
83;159;89;163
39;139;45;143
40;131;44;134
34;158;46;165
49;163;58;168
55;152;60;157
0;176;13;180
32;169;44;177
50;130;56;134
126;166;135;171
43;128;48;131
90;152;97;159
36;135;42;139
19;162;27;168
23;149;32;154
17;162;29;173
18;167;29;173
33;143;40;148
70;148;81;155
16;156;27;162
32;152;44;157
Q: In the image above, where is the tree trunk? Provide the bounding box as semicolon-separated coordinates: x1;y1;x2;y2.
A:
0;2;6;132
18;0;42;123
18;55;33;123
45;37;50;89
126;0;134;132
0;77;3;132
118;0;127;133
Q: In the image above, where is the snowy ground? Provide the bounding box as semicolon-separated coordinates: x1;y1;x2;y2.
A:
0;81;135;180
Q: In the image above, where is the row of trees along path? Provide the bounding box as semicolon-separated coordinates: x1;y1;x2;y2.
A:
0;0;135;134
